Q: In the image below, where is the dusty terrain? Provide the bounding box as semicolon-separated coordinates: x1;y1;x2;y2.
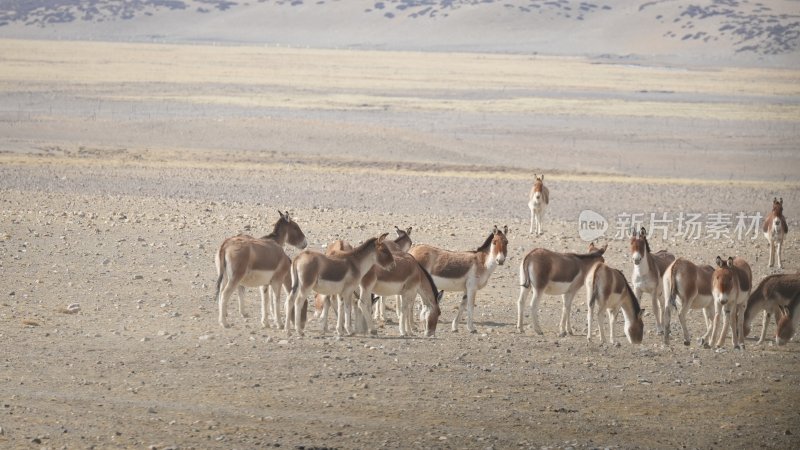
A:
1;35;800;450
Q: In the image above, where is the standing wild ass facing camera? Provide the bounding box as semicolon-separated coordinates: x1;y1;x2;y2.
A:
743;273;800;344
410;225;508;333
661;258;715;346
710;256;752;349
286;233;396;337
516;242;606;336
528;174;549;235
629;227;674;335
763;197;788;269
374;226;414;323
585;263;645;345
214;211;308;328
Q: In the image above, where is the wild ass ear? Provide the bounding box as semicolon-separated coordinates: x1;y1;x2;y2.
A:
715;256;724;267
540;174;544;181
284;211;291;221
377;232;390;243
394;225;402;235
436;290;445;302
406;226;412;235
503;225;509;235
727;256;734;267
638;309;646;319
278;210;285;220
640;227;647;238
779;197;783;205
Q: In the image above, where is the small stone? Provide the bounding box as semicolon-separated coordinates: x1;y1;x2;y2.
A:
278;340;289;345
133;275;144;280
199;334;214;341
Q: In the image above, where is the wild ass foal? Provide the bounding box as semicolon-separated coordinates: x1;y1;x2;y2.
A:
528;174;549;235
763;197;788;269
743;273;800;344
585;263;645;345
517;243;606;336
286;233;395;337
661;258;715;346
215;211;307;328
710;256;752;349
629;228;674;334
411;226;508;333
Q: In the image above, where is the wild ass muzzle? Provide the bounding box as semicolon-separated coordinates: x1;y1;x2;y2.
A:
661;258;715;346
743;273;800;344
710;256;752;349
629;227;675;335
528;174;549;235
214;211;307;328
763;197;788;269
585;262;645;345
286;233;395;337
410;225;509;333
516;242;606;336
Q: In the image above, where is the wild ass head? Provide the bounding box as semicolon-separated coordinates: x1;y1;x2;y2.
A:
393;226;413;252
621;273;645;344
629;227;651;265
272;211;308;249
485;225;509;266
374;232;396;271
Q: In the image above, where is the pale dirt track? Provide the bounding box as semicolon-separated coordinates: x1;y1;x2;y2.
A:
1;40;800;450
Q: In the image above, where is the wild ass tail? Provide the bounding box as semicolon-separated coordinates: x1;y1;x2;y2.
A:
519;255;532;289
214;247;226;302
588;267;600;309
665;264;679;310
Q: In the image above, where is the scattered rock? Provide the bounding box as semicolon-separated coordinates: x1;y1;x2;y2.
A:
22;319;40;327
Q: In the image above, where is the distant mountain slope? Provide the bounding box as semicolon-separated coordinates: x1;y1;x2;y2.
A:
1;0;798;67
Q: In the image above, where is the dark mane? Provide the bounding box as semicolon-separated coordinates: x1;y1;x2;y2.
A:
417;262;440;304
474;232;495;253
260;216;286;241
570;250;604;260
617;269;641;315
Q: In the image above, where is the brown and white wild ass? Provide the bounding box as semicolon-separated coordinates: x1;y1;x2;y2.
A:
629;227;675;335
743;273;800;344
528;174;549;235
214;211;308;328
373;226;414;323
709;256;752;349
410;226;509;333
763;197;788;269
359;249;443;337
516;242;606;336
585;262;645;345
286;233;396;337
661;258;715;346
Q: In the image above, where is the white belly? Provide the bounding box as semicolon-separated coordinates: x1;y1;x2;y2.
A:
371;280;406;296
432;275;467;292
542;280;576;296
239;270;276;287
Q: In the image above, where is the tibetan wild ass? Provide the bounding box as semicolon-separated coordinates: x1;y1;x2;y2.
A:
709;256;752;349
517;242;607;336
763;197;788;269
585;263;645;345
286;233;395;337
661;258;715;346
214;211;307;328
410;226;509;333
776;293;800;345
629;227;675;334
743;273;800;344
528;174;549;235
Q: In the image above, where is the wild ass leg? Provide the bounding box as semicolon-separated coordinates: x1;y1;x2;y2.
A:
516;284;531;333
465;286;478;333
529;208;535;234
734;303;746;350
776;240;783;269
319;295;332;335
607;310;618;346
237;285;248;318
758;310;770;344
529;288;545;335
714;305;731;348
559;291;577;337
768;239;776;268
699;305;713;346
357;288;377;336
677;301;693;346
285;286;307;336
218;278;238;328
259;285;269;328
651;290;664;335
586;295;594;342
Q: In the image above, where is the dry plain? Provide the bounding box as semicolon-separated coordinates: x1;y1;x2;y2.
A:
1;39;800;449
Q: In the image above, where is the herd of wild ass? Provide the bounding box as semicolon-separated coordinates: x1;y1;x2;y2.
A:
214;179;797;348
